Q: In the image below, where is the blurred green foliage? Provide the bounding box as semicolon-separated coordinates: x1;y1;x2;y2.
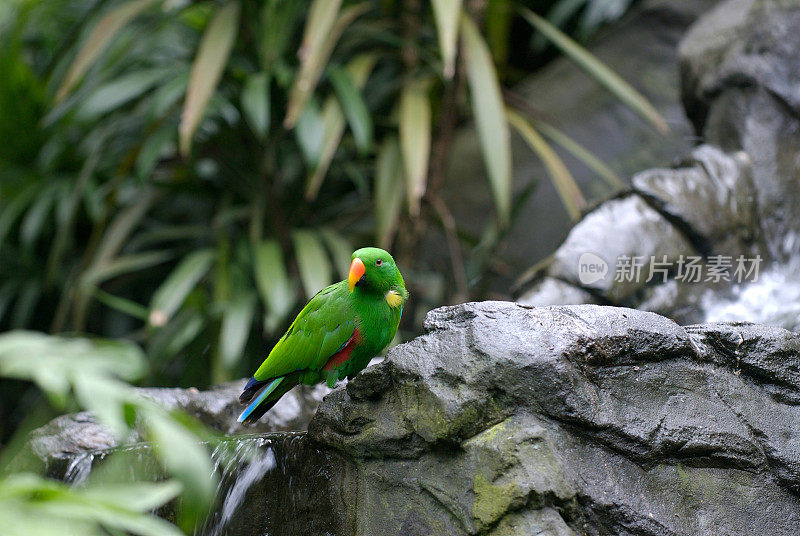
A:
0;330;217;535
0;0;659;430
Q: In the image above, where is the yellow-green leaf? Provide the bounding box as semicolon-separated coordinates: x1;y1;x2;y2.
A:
292;230;332;298
374;137;405;248
284;2;369;128
519;7;669;134
253;239;296;333
460;14;512;226
507;109;586;221
431;0;462;78
305;54;377;200
56;0;159;102
530;117;623;190
149;249;214;325
399;78;431;217
241;72;270;139
179;1;241;156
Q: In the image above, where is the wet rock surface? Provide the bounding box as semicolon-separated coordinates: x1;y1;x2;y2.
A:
678;0;800;257
517;146;763;325
23;380;327;477
308;302;800;535
516;0;800;329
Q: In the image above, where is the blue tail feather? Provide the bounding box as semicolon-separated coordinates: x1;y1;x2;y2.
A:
237;377;284;423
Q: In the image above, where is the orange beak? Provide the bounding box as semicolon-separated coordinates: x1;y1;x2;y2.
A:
348;257;366;293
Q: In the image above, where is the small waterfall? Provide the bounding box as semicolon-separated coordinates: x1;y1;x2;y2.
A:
52;431;352;536
195;433;352;536
703;261;800;331
63;452;95;484
199;436;280;536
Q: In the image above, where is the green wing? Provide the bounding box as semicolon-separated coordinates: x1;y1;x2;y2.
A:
253;281;355;381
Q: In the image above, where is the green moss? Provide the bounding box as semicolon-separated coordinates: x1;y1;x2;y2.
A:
472;473;521;529
470;417;509;444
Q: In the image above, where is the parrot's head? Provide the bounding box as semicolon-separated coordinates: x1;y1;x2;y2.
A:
348;247;404;294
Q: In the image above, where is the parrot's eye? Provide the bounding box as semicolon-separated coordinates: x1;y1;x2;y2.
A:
376;259;383;266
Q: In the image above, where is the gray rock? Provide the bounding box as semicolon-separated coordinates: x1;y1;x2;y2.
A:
632;145;760;257
26;302;800;535
306;302;800;535
137;380;329;434
438;0;718;295
545;194;698;303
517;0;800;329
20;380;327;477
517;277;601;307
679;0;800;257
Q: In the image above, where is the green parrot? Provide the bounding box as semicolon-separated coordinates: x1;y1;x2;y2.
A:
238;247;407;424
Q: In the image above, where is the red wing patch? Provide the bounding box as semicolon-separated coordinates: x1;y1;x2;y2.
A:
323;327;362;372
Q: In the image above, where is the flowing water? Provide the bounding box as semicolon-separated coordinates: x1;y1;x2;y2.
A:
57;433;351;536
703;263;800;331
703;230;800;331
194;433;351;536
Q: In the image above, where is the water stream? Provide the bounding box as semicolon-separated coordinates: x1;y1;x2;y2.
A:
60;432;351;536
703;263;800;331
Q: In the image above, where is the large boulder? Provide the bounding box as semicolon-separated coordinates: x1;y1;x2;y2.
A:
516;0;800;329
308;302;800;535
679;0;800;258
517;145;764;325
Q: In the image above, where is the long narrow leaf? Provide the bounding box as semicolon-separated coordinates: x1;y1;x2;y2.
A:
0;182;41;250
460;14;512;226
284;2;369;128
295;100;325;167
328;66;372;154
56;0;159;102
89;190;160;270
374;137;405;248
530;117;623;189
507;109;585;220
143;409;215;530
431;0;462;78
77;68;172;120
305;54;376;200
292;230;332;298
219;292;256;370
319;228;352;279
19;184;56;249
149;249;214;325
399;78;431;217
179;1;241;156
284;0;342;128
136;121;176;180
520;8;669;134
241;72;270;139
252;239;296;333
92;288;150;321
82;250;175;287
